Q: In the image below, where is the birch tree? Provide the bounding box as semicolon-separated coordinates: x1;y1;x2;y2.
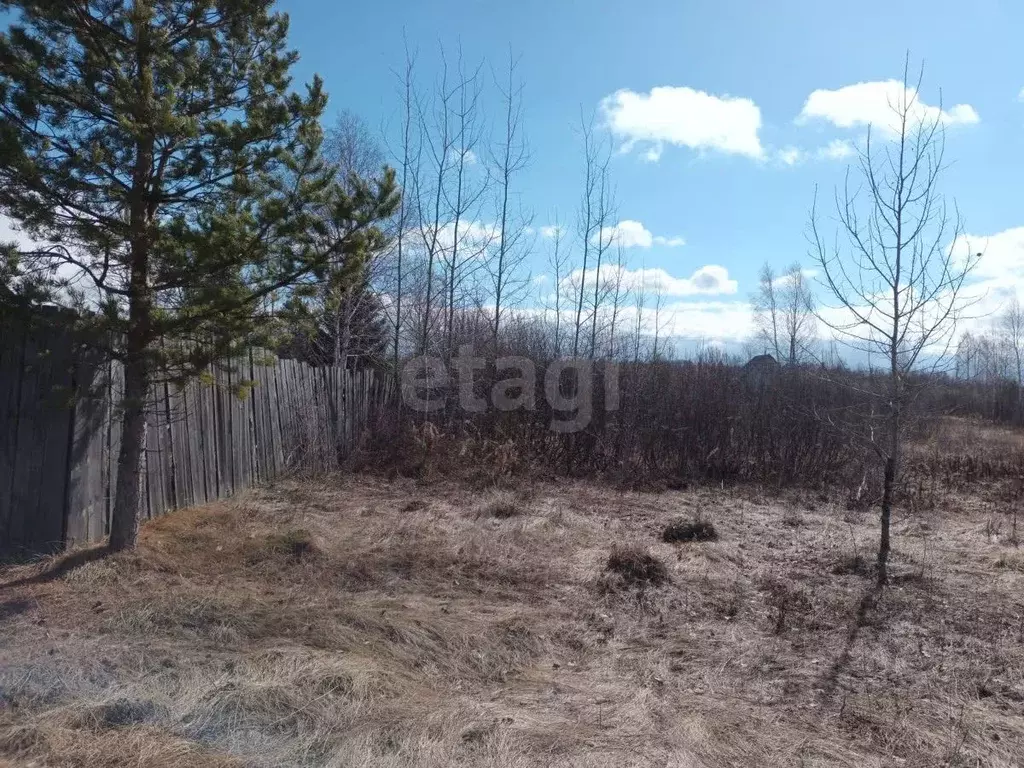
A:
810;58;979;585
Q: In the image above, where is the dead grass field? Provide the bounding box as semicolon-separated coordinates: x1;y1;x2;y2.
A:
2;460;1024;766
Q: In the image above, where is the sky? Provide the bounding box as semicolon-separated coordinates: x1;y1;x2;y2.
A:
268;0;1024;351
2;0;1023;354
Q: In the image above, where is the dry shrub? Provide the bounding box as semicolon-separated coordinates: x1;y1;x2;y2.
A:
661;517;718;543
994;550;1024;572
780;512;804;528
759;577;812;635
602;545;669;590
832;553;871;576
249;529;322;565
475;491;525;519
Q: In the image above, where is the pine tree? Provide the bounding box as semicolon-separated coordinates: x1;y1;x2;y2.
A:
0;1;398;551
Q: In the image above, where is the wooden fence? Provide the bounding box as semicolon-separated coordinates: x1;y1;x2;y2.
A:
0;318;395;553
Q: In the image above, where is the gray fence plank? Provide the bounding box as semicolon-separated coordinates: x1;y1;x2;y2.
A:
102;361;123;540
0;320;26;547
7;328;47;549
65;352;109;547
30;331;75;551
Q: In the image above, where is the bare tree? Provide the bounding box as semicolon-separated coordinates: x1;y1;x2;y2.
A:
321;111;391;371
652;277;667;361
809;58;980;586
414;48;458;354
779;263;816;365
545;217;569;356
589;158;615;358
440;49;489;360
487;50;532;351
1000;297;1024;385
606;244;628;359
572;114;600;358
387;42;419;371
632;263;648;363
752;262;782;359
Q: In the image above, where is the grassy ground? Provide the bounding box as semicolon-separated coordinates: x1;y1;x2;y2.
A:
2;465;1024;766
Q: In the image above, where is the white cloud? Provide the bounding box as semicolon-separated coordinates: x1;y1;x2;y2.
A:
600;86;764;160
593;220;686;249
654;235;686;247
643;145;663;162
951;227;1024;282
599;220;653;248
905;227;1024;338
777;146;803;166
798;80;979;137
642;300;754;342
771;268;818;288
540;225;563;239
816;138;856;160
462;149;478;165
1018;87;1024;103
416;220;501;254
569;264;737;297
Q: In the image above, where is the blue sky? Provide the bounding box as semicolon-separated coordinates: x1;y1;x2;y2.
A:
273;0;1024;345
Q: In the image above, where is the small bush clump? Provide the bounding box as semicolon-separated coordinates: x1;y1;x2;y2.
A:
604;545;669;588
831;553;870;576
260;528;321;563
662;517;718;543
476;491;524;519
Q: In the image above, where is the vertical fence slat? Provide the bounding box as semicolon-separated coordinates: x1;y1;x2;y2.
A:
65;351;108;547
8;326;49;549
0;318;26;548
103;361;123;539
199;375;217;503
32;330;74;551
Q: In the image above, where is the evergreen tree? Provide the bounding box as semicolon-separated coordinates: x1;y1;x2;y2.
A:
0;0;398;550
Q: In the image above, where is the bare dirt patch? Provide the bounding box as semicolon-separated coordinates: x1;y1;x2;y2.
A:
2;474;1023;766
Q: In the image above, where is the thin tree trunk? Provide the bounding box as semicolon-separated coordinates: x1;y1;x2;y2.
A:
878;448;896;586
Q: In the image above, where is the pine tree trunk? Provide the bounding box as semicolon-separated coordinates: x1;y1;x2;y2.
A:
109;354;148;552
109;1;155;553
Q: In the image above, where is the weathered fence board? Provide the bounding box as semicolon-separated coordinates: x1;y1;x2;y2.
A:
0;319;396;553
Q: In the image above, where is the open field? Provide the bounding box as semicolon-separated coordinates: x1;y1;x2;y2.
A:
2;465;1024;766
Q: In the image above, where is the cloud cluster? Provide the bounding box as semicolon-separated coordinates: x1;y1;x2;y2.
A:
542;219;685;249
602;78;979;166
418;220;501;252
567;264;737;298
797;80;979;136
600;86;764;160
595;220;686;249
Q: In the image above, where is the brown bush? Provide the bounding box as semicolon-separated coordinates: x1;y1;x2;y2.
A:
475;491;524;519
603;545;669;589
661;518;718;543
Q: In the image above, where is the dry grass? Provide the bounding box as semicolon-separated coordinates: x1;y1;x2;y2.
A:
2;470;1024;766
